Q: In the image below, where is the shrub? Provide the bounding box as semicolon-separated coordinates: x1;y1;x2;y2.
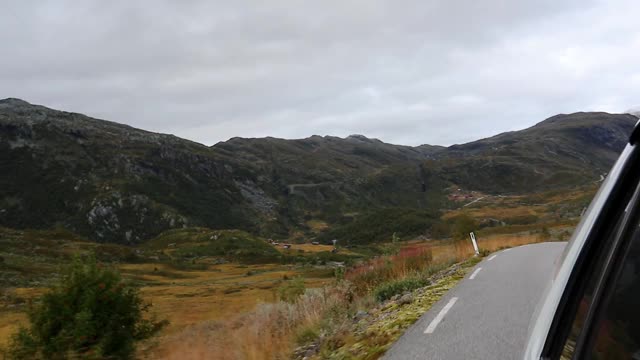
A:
373;277;428;302
4;255;167;359
346;245;433;294
277;277;306;303
450;214;477;240
296;326;320;345
478;248;491;257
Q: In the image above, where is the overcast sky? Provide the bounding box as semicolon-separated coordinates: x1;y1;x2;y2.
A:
1;0;639;146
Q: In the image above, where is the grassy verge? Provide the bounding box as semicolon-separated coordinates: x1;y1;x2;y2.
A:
297;258;481;359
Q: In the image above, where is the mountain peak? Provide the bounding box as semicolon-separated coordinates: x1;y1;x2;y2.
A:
0;98;31;107
346;134;380;143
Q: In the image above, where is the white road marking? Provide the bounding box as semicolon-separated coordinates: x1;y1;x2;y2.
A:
503;248;511;253
469;267;483;279
424;297;458;334
488;254;497;261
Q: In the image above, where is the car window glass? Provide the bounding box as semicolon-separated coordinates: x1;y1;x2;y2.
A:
559;214;627;359
586;225;640;359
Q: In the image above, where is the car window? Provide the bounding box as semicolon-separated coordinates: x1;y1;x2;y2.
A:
585;225;640;359
559;192;640;360
559;213;625;359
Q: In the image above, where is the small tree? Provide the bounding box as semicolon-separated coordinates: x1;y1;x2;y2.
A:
5;255;167;359
451;214;477;240
334;266;346;282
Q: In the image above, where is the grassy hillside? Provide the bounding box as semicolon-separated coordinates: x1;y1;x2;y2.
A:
315;208;441;245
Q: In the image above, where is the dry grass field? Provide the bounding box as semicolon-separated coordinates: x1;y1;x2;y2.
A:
0;261;334;348
274;243;335;253
144;230;555;360
0;229;565;356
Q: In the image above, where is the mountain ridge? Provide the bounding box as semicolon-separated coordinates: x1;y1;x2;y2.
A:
1;98;636;244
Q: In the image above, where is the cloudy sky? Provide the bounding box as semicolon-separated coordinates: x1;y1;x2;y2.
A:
2;0;639;146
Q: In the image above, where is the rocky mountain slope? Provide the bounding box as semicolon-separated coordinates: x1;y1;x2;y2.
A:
0;98;636;244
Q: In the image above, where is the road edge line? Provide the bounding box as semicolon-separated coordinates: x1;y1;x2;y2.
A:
469;267;483;279
424;297;459;334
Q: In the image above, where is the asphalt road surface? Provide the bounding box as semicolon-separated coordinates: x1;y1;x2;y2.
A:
384;242;566;360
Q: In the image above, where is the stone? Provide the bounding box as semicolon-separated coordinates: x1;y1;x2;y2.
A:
354;310;368;321
398;293;414;305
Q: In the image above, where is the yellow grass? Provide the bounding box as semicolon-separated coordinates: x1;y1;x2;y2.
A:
0;312;27;347
306;220;329;232
127;263;332;335
284;243;333;253
271;242;357;255
429;233;546;263
478;233;545;249
0;288;48;347
445;205;541;220
444;186;596;222
142;284;353;360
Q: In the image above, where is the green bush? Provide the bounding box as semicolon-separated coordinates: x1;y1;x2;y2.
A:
276;277;306;303
450;214;477;240
296;326;320;345
373;277;428;302
316;208;440;245
4;255;167;359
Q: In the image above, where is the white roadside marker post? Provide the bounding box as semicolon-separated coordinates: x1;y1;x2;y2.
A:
469;232;479;256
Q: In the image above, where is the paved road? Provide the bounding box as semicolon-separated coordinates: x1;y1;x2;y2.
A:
384;242;566;360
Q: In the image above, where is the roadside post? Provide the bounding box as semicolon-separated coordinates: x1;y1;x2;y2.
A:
469;232;480;256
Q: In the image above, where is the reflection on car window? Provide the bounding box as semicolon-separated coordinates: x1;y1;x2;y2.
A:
560;208;640;360
559;214;626;360
587;228;640;359
561;214;640;360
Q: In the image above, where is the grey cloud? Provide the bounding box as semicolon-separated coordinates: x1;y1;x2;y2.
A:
1;0;638;146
